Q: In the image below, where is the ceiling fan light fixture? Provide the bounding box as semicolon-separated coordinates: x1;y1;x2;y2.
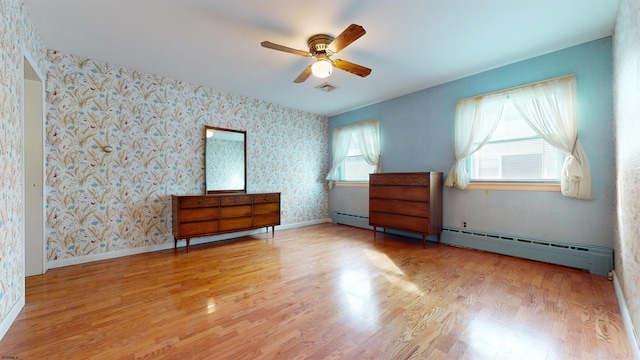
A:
311;58;333;78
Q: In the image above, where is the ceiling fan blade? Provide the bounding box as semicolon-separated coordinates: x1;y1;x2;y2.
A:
333;59;371;77
261;41;312;57
328;24;366;54
294;65;313;83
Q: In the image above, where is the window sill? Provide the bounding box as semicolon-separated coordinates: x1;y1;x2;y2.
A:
334;181;559;191
335;181;369;187
467;182;560;192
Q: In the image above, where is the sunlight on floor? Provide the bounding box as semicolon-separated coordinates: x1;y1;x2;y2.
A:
339;270;379;329
465;317;551;359
335;248;431;329
207;298;217;314
365;249;425;297
364;249;405;275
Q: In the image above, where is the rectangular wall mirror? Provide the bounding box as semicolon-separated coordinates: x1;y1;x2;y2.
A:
205;126;247;194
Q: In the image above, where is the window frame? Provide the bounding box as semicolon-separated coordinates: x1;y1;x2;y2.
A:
467;101;567;187
326;119;381;186
447;75;580;192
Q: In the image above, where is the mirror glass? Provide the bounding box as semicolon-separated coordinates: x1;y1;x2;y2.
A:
205;126;246;193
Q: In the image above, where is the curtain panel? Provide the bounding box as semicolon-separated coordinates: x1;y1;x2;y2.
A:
444;94;505;189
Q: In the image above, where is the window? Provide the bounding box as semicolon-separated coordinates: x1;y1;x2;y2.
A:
444;75;592;199
339;134;378;181
469;102;566;182
326;119;380;187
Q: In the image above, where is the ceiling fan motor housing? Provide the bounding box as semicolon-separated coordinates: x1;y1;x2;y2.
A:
307;34;334;56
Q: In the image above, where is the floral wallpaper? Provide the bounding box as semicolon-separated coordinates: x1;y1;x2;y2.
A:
45;51;329;262
0;0;47;332
613;0;640;346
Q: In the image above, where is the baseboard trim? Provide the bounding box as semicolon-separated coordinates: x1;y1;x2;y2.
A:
47;220;330;269
278;218;330;230
0;295;25;342
613;271;640;360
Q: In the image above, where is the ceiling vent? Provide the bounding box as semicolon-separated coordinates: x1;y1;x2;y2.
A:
315;83;339;92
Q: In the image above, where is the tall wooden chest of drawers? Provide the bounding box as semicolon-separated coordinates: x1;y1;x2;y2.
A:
172;192;280;252
369;172;442;247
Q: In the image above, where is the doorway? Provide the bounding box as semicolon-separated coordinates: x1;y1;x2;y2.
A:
23;54;46;276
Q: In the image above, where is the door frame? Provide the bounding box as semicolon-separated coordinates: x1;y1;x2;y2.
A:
23;50;46;277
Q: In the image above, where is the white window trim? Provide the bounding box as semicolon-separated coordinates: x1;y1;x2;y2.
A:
335;181;369;187
466;182;560;192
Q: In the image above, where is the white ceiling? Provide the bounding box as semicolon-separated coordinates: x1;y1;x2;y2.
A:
23;0;620;117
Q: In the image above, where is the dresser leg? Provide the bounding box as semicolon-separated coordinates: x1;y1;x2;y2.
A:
422;235;426;249
186;238;191;253
373;226;377;238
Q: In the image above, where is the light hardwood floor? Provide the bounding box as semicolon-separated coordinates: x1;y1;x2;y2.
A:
0;223;632;359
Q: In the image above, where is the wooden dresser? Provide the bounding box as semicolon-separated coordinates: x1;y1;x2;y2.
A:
369;172;443;248
172;192;280;252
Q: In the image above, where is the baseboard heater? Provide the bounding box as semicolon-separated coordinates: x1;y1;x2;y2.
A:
332;211;372;230
332;211;613;276
441;227;613;276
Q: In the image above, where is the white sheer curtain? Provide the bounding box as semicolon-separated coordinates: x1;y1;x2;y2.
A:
509;75;592;199
444;95;505;189
445;74;591;200
356;119;381;172
326;119;380;188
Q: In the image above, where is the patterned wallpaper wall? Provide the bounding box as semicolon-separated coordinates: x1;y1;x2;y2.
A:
45;50;329;262
0;0;47;331
613;0;640;345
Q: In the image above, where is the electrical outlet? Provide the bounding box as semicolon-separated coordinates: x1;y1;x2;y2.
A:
462;221;467;228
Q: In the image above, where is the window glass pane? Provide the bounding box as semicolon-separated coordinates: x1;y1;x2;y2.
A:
341;155;376;181
470;102;565;182
491;102;536;141
346;134;362;156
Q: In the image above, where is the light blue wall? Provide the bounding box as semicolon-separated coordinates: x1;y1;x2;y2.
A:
329;37;614;247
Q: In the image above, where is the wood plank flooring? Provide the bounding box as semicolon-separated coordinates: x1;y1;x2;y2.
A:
0;223;632;359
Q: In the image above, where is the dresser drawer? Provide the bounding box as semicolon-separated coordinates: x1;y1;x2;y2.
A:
369;199;429;218
180;196;219;208
220;195;252;206
220;217;252;231
370;212;430;234
370;173;430;186
180;208;219;222
220;205;252;218
370;186;429;202
179;221;219;237
253;193;280;204
253;214;280;227
254;203;280;215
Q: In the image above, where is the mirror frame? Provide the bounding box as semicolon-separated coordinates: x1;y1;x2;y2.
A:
205;126;247;194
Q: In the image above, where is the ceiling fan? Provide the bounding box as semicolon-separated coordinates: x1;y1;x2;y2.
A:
261;24;371;83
